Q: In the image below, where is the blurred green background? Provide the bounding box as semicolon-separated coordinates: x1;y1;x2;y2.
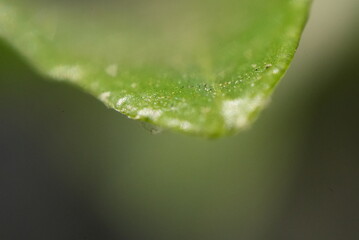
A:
0;0;358;239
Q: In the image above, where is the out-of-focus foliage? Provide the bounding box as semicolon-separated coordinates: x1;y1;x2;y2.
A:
0;0;310;137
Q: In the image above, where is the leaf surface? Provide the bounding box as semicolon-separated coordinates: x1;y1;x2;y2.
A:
0;0;311;137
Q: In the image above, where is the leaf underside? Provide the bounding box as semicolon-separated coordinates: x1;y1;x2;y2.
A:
0;0;311;137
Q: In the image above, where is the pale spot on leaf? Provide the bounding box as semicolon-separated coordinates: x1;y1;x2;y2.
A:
222;95;269;129
50;65;84;82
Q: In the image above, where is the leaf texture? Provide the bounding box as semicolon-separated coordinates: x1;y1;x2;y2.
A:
0;0;311;137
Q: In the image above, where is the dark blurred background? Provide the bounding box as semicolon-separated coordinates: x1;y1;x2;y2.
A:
0;0;358;239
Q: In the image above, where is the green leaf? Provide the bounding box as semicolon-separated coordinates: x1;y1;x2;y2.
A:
0;0;311;137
